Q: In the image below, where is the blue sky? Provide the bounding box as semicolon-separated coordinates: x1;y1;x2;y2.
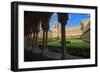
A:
49;12;90;30
49;13;58;30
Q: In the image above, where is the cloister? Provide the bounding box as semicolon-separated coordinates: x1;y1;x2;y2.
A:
24;11;82;60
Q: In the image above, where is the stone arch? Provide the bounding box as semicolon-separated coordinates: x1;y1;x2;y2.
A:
24;11;69;59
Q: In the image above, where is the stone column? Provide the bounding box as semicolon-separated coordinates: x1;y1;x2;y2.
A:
58;13;68;59
41;13;51;55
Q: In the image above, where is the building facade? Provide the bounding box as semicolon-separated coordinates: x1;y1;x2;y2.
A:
80;19;90;41
66;25;83;39
38;19;90;40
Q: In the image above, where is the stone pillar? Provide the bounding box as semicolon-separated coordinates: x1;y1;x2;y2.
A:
45;31;48;51
58;13;68;59
41;13;51;55
61;22;66;59
42;30;45;53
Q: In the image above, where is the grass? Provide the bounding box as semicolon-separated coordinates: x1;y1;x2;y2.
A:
67;39;90;48
46;39;90;58
25;39;90;61
48;39;61;46
38;39;90;58
47;39;90;49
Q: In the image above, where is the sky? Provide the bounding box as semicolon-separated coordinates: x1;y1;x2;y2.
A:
49;12;90;30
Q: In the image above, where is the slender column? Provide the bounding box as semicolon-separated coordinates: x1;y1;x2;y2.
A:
58;13;68;59
32;32;35;49
41;13;51;54
42;30;45;53
45;31;48;50
61;23;66;59
35;32;38;49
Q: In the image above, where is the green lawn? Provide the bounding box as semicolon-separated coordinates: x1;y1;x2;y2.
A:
38;39;90;58
67;39;90;48
48;39;90;49
48;39;61;46
47;39;90;58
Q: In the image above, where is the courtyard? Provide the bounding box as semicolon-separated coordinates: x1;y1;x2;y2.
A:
24;11;90;62
38;39;90;58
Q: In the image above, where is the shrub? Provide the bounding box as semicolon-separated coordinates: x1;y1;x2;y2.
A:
67;47;90;58
55;37;60;40
59;41;71;44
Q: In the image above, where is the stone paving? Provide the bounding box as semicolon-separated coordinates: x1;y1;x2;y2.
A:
30;47;83;60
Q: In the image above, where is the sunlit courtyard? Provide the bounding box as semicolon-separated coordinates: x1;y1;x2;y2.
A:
24;11;90;62
38;39;90;58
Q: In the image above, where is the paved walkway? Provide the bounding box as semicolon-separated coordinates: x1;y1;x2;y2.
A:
45;51;82;59
30;47;83;60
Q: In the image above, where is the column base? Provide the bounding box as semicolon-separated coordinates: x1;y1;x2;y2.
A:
32;46;41;54
61;54;66;60
42;48;49;55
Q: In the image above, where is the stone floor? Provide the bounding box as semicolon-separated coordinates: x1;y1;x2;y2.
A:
26;47;83;60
